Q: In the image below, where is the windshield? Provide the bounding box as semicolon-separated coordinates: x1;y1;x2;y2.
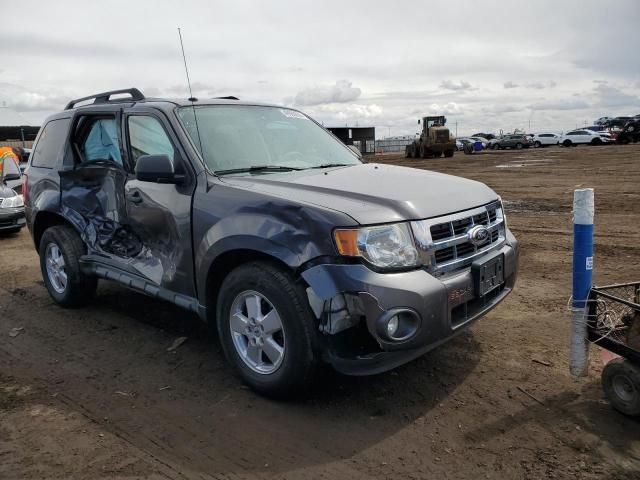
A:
177;105;361;173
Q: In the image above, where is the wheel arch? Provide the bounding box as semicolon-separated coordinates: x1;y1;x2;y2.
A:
32;211;78;251
203;248;295;324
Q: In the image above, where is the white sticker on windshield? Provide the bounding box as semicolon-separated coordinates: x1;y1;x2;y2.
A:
280;109;307;120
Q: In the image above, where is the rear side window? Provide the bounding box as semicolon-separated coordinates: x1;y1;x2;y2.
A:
30;118;71;168
82;118;122;165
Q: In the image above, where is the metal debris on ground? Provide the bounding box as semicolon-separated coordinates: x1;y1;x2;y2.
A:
516;386;545;405
167;336;188;352
9;327;24;337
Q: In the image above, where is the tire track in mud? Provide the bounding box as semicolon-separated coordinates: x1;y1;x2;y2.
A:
0;286;401;479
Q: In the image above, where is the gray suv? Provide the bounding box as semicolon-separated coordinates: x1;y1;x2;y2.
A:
492;134;532;150
24;89;518;397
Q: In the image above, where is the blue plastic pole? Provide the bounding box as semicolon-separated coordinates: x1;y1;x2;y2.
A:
570;188;594;377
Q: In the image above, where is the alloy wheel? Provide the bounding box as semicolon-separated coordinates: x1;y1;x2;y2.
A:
229;290;286;374
45;243;67;294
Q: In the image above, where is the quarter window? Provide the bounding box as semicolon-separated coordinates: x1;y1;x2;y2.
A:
127;116;175;168
31;118;71;168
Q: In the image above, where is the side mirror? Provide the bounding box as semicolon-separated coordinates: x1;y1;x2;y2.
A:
3;173;21;182
135;154;183;184
347;144;363;160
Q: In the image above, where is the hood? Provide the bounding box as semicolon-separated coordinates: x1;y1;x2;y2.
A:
219;163;498;224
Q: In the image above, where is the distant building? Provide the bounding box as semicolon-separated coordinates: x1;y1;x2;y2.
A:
327;127;375;155
375;135;414;153
0;107;40;147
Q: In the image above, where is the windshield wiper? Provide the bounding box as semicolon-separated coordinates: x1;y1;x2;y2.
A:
307;163;353;169
215;165;303;175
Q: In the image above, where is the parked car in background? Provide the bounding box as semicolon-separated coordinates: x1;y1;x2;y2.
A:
468;136;489;149
456;139;464;151
471;132;496;140
0;186;25;233
615;118;640;144
560;130;612;146
492;134;531;150
605;117;632;128
595;116;613;126
531;133;560;147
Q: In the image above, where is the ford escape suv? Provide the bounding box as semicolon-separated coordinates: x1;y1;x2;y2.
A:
24;88;518;397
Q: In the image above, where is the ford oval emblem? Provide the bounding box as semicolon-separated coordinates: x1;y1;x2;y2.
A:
468;225;490;246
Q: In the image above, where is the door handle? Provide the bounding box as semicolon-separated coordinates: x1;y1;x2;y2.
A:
127;191;143;204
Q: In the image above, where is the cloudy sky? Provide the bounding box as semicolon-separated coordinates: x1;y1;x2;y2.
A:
1;0;639;137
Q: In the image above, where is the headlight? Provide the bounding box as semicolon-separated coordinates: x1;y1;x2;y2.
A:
334;223;419;269
1;195;24;208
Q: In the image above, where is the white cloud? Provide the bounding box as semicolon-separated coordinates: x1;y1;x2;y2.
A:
440;80;474;91
503;81;519;89
294;80;361;106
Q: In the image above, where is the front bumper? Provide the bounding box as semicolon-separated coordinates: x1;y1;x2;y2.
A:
0;207;26;231
302;229;519;375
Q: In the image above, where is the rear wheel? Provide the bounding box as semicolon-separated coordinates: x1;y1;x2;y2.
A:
492;143;500;150
534;141;542;148
39;225;97;307
217;262;319;398
515;142;523;149
591;137;602;145
563;139;572;147
444;149;454;158
602;358;640;417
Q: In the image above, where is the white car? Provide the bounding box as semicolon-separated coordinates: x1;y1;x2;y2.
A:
532;133;560;147
560;129;612;147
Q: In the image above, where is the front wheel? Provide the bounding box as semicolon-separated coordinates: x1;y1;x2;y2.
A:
217;262;319;398
39;225;97;307
563;139;572;147
534;141;541;148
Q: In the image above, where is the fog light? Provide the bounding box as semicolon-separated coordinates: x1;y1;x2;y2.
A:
387;315;399;337
376;308;421;342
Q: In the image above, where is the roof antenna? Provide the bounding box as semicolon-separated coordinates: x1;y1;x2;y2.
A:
177;27;203;155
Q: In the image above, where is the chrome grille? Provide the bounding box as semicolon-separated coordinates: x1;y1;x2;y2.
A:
410;201;506;276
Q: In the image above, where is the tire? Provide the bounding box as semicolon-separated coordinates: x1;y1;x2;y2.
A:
405;145;413;158
591;138;602;146
563;139;572;147
444;149;454;158
515;143;523;150
492;143;500;150
39;225;97;307
419;144;427;158
216;261;319;398
602;358;640;417
534;141;541;148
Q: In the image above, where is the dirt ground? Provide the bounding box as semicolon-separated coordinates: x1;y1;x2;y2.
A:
1;144;639;479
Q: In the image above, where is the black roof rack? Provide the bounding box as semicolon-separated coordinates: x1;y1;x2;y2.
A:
65;88;145;110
